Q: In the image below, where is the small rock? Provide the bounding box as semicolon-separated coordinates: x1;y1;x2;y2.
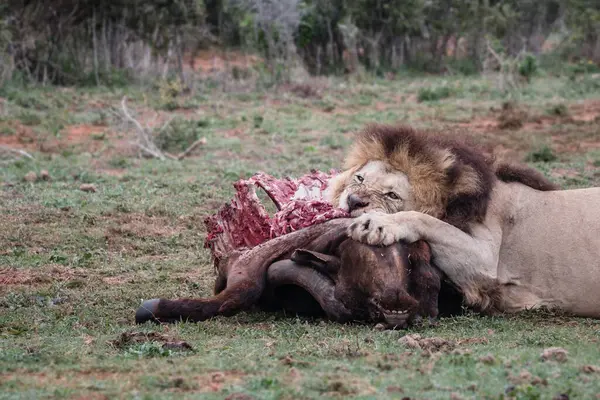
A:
211;372;225;383
51;297;68;305
79;183;97;193
541;347;568;363
531;376;548;386
580;365;600;374
374;323;386;331
399;334;422;349
553;394;569;400
162;341;193;351
479;354;496;365
40;170;50;181
24;171;37;182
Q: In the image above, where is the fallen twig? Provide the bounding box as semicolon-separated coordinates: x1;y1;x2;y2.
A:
0;145;34;163
175;137;207;160
119;97;205;161
121;96;166;161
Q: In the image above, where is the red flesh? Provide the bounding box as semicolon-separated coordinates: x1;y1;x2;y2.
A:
204;170;349;264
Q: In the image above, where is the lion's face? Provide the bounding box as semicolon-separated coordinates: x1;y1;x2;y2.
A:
332;160;415;217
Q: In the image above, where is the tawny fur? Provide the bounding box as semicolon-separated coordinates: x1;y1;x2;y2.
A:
334;124;600;318
328;124;556;232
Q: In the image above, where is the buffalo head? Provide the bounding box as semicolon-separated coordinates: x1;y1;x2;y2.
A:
135;219;461;328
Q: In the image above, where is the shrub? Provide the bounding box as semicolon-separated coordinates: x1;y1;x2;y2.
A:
518;54;538;83
547;104;569;117
154;118;207;153
417;86;452;102
526;145;557;163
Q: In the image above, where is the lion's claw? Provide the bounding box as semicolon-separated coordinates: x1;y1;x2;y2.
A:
348;211;420;246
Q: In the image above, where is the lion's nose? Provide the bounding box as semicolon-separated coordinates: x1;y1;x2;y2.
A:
347;194;369;212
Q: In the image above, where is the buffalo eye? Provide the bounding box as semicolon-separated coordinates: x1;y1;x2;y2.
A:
355;174;364;183
386;192;400;200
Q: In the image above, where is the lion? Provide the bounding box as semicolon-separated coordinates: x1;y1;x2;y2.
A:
325;124;600;318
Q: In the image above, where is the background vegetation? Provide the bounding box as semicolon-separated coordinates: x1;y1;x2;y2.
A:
1;0;599;86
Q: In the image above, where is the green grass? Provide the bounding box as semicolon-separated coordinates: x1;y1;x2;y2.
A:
1;73;600;399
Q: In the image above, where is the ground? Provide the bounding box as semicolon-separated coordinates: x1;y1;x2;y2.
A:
1;67;600;399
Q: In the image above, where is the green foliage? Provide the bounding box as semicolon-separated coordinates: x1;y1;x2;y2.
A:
0;1;207;85
518;54;539;82
417;85;453;102
547;104;569;117
125;342;174;359
526;145;558;163
446;58;480;76
568;60;600;75
17;111;42;126
154;117;208;153
0;0;598;83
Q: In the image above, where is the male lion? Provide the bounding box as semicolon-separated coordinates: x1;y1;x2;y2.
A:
326;124;600;317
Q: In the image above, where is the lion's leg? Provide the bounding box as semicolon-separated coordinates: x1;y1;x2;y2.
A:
348;211;502;309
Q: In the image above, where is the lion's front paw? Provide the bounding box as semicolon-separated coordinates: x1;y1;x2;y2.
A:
348;212;419;246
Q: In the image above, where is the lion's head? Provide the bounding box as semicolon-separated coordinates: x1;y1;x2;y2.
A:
325;124;497;232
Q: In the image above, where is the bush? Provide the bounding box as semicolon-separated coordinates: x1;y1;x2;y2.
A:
526;145;558;163
446;58;479;76
547;104;569;117
518;54;538;83
417;86;453;102
154;118;208;153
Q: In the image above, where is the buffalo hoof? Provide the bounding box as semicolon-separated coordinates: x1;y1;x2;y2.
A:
135;298;161;324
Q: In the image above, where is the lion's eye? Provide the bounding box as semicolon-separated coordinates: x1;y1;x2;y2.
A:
355;175;364;183
386;192;400;200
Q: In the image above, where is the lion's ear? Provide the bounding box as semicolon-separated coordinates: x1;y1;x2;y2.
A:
434;148;483;198
435;148;457;172
452;165;484;197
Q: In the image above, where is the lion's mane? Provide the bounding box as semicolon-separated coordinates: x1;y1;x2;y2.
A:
330;124;558;232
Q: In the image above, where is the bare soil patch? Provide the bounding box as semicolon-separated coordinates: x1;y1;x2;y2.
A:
457;99;600;134
0;265;84;286
184;49;260;73
0;122;37;150
399;334;489;353
106;214;182;239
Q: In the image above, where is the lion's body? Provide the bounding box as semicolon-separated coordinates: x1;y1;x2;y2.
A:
491;182;600;316
331;124;600;317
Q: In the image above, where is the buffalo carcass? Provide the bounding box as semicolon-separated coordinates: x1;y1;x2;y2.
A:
135;171;462;328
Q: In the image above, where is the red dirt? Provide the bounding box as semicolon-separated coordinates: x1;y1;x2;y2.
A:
0;122;37;150
570;99;600;122
65;124;106;142
184;49;260;73
457;99;600;134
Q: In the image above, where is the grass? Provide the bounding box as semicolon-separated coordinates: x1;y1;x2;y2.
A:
1;72;600;399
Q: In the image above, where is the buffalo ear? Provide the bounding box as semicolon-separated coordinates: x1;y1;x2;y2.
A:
291;249;341;276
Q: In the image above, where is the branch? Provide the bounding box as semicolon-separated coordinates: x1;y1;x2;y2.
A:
0;145;34;159
119;97;206;161
176;137;207;160
120;96;166;161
